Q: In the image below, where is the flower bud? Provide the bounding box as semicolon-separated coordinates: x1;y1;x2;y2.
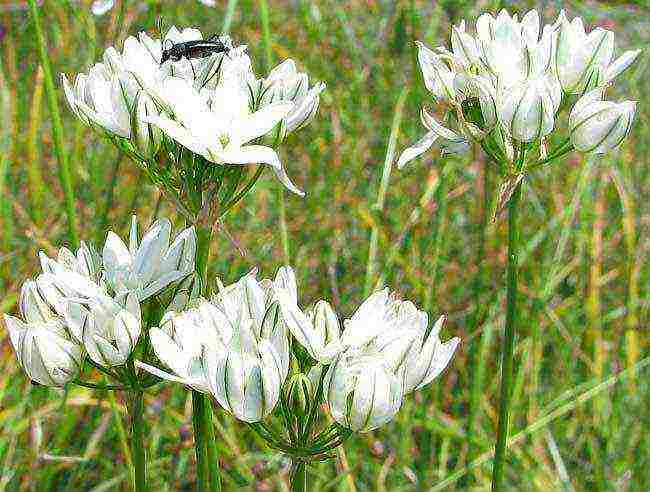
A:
3;314;82;387
415;41;456;101
569;89;636;154
131;90;162;159
555;14;614;94
324;355;403;432
497;76;558;142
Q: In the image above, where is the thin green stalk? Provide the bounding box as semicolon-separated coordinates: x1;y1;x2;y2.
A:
221;0;239;34
194;224;222;492
290;461;307;491
491;178;522;491
192;391;209;492
363;87;408;296
466;161;491;479
27;0;79;246
130;391;146;492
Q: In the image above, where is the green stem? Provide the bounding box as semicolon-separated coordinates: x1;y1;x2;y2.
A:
130;391;147;492
27;0;79;246
466;161;491;481
491;179;522;491
194;224;221;492
424;162;449;312
192;391;209;492
290;461;307;492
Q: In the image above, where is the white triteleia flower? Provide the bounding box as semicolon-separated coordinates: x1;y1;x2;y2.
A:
38;241;102;284
3;314;83;387
147;77;304;196
324;354;403;432
569;88;636;154
276;294;343;363
397;108;470;168
102;216;196;301
497;75;561;142
64;293;141;367
554;11;641;95
140;268;292;421
323;289;459;431
253;59;326;133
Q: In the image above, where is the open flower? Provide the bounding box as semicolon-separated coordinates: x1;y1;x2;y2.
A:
569;88;636;154
252;59;326;134
554;11;641;95
140;268;292;422
64;293;141;367
102;216;196;301
323;289;460;432
147;77;304;196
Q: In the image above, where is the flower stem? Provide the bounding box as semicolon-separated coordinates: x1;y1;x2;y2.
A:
290;461;307;492
491;179;522;491
130;391;147;492
466;160;491;481
194;224;222;492
27;0;79;247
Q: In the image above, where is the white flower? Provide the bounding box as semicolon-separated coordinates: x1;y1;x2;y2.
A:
416;42;457;101
147;77;304;196
64;293;141;367
62;65;132;138
554;11;641;94
569;88;636;154
102;216;196;301
140;268;292;422
323;289;460;431
254;59;326;133
324;354;403;432
3;314;83;387
397;108;470;168
276;295;343;363
497;75;561;142
38;241;102;284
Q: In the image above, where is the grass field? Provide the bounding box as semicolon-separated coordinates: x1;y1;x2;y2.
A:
0;0;648;490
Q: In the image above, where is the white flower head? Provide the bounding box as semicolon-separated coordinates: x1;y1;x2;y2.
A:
569;88;636;154
147;77;304;196
323;289;459;431
3;314;83;387
102;216;196;301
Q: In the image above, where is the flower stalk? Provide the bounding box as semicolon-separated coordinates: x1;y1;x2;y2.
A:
193;223;222;492
129;390;147;492
491;170;522;492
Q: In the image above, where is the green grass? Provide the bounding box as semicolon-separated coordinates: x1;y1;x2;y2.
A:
0;0;649;490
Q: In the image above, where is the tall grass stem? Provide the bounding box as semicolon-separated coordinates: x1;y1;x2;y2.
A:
27;0;79;246
130;391;146;492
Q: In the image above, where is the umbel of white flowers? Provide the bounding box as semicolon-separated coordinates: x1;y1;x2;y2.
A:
61;26;325;214
2;217;196;384
398;9;640;169
140;267;460;431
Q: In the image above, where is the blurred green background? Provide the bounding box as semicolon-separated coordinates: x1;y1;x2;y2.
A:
0;0;648;490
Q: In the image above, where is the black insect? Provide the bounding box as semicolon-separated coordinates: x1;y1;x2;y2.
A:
160;35;230;64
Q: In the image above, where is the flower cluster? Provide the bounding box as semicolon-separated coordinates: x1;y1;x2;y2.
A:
398;9;640;169
62;26;325;217
131;266;459;431
277;287;460;432
3;217;195;385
